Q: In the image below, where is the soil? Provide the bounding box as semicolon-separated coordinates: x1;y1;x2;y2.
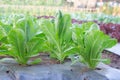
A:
102;50;120;70
30;52;120;70
0;51;120;70
31;53;61;65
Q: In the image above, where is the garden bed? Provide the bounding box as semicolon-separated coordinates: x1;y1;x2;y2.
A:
0;13;119;80
24;51;120;70
0;54;120;80
0;51;120;70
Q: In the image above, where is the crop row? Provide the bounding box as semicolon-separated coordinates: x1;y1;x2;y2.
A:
0;12;117;69
72;19;120;42
37;16;120;42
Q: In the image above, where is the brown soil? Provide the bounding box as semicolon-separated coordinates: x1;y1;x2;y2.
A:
30;53;61;65
28;52;120;70
102;50;120;70
0;52;120;70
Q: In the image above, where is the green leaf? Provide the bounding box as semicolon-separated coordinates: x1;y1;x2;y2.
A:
8;28;25;57
40;11;73;63
0;37;8;44
0;14;44;65
0;44;9;55
102;59;111;64
29;58;42;65
16;14;38;41
73;22;117;69
0;26;7;40
27;37;44;56
0;21;13;34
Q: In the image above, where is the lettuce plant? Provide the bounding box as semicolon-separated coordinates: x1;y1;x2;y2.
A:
72;22;117;69
0;14;44;65
40;11;74;63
